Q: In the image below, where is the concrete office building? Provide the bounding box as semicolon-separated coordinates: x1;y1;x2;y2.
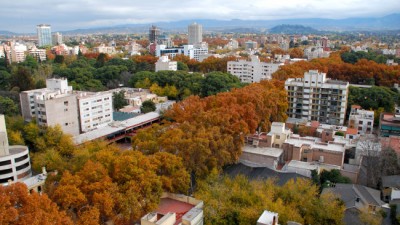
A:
227;55;281;83
188;22;202;45
155;56;177;72
20;78;114;136
0;115;32;184
37;24;52;47
285;70;349;125
156;44;208;61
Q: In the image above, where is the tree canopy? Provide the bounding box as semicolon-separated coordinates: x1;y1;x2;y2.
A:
195;175;345;225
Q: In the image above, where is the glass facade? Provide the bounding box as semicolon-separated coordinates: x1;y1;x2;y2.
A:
37;24;52;47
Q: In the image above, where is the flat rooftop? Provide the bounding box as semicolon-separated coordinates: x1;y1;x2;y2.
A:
243;146;283;158
381;113;400;126
73;112;160;145
285;136;345;153
286;160;341;170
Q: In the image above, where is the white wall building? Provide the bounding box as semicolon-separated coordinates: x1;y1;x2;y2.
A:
0;115;32;185
227;55;281;83
28;46;46;62
93;43;116;55
224;39;239;50
20;78;114;136
156;44;208;61
348;105;374;135
155;56;177;72
285;70;349;125
52;32;63;45
77;92;113;133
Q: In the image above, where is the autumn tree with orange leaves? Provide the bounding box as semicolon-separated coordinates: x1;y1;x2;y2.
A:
132;80;288;177
0;183;72;225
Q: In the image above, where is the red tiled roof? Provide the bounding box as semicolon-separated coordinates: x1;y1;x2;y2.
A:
351;105;362;109
346;128;358;135
310;121;320;128
156;198;194;225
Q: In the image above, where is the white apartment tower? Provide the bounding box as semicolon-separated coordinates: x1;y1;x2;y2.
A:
188;22;202;45
227;55;281;83
285;70;349;125
37;24;52;47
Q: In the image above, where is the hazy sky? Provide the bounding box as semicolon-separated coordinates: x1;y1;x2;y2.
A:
1;0;399;33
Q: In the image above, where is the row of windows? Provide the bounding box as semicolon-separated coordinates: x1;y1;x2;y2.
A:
16;162;30;171
0;160;11;166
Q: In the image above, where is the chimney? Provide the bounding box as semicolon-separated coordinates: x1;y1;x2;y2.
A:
42;167;47;175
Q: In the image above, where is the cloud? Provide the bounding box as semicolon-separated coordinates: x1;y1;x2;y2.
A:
1;0;399;32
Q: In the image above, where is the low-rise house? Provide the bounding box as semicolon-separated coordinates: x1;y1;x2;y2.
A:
382;175;400;204
141;193;203;225
322;184;388;225
240;145;283;170
379;107;400;137
348;105;374;135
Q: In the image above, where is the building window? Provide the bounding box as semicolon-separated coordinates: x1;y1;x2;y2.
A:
65;123;69;126
14;155;28;163
359;121;363;125
367;122;372;125
16;162;30;171
64;109;68;112
64;101;68;106
0;160;11;166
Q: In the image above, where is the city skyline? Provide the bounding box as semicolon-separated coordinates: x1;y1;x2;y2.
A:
1;0;399;33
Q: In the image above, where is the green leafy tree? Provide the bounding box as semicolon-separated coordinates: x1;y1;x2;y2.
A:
54;55;65;64
11;66;35;91
177;61;189;71
0;70;11;90
140;100;156;113
0;96;19;116
200;72;241;97
112;90;127;111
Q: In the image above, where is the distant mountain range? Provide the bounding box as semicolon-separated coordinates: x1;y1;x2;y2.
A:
268;25;321;35
1;13;400;35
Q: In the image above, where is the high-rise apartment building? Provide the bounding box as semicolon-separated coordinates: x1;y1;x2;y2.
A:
285;70;349;125
37;24;52;47
149;25;160;44
188;22;202;45
227;55;281;83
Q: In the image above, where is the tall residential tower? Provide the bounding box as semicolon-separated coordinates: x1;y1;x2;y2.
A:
285;70;349;125
188;22;202;45
36;24;52;47
149;25;160;44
